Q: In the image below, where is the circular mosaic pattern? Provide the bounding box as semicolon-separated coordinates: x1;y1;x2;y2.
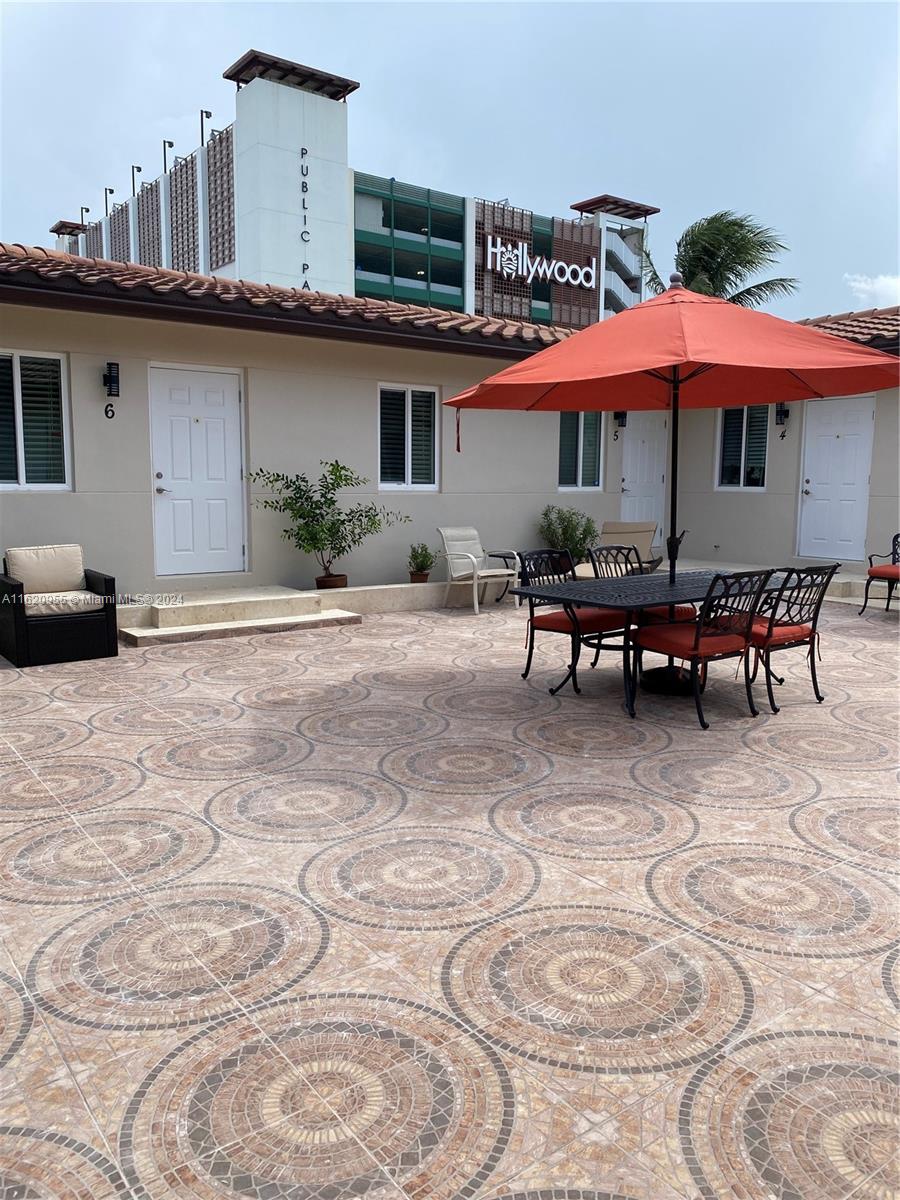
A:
299;825;540;930
0;808;219;904
0;972;33;1070
27;884;328;1030
235;679;369;713
88;697;243;736
790;798;899;875
380;737;552;796
183;658;293;687
441;904;752;1074
149;638;257;663
0;1128;130;1199
356;665;475;690
305;640;407;669
139;729;311;779
741;722;895;771
206;771;406;842
680;1029;900;1200
489;785;698;862
831;697;899;737
882;946;900;1011
51;671;189;703
0;718;91;760
1;690;50;719
630;749;819;809
514;713;671;760
426;683;555;721
298;704;448;747
120;993;513;1200
646;843;899;957
489;1195;639;1200
0;756;145;824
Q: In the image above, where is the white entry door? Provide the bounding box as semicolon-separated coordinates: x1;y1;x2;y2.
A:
150;368;245;576
798;395;874;561
621;411;667;544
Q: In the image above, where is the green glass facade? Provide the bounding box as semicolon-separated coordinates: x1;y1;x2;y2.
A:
354;173;465;311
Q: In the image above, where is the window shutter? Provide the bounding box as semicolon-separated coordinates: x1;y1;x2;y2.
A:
719;409;744;486
580;411;601;487
558;412;578;486
21;357;64;484
743;405;768;487
410;390;436;485
0;357;16;483
379;388;406;484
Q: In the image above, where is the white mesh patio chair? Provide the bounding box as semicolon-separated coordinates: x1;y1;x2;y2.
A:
437;527;519;614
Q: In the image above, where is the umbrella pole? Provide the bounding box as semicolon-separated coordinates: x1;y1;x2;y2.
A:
667;366;680;585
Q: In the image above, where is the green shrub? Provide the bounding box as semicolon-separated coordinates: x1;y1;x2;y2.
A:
538;504;598;564
407;543;437;573
250;461;409;578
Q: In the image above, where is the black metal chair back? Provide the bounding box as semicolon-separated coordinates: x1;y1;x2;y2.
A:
518;548;576;597
891;534;900;564
587;544;643;579
755;564;839;638
694;569;773;651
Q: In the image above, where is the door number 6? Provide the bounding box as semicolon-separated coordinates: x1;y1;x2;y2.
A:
104;403;115;419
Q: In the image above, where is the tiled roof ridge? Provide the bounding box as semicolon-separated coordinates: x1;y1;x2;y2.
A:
0;242;573;350
798;304;899;325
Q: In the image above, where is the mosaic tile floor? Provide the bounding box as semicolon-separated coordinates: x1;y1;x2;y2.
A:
0;602;897;1200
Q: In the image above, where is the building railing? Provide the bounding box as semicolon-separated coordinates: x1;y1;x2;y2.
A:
604;270;640;310
605;228;642;281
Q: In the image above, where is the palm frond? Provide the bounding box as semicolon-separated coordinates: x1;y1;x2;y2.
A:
642;249;666;296
727;277;800;307
669;211;797;307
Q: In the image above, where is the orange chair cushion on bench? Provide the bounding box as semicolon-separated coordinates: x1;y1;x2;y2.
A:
532;607;624;635
634;622;745;658
868;564;900;581
750;620;813;648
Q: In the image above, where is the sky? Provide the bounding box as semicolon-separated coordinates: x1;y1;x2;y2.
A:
1;0;897;320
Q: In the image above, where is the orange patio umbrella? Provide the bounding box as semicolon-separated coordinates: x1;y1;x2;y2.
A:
447;276;899;582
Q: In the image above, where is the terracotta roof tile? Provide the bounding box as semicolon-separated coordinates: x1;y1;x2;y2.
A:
0;243;575;357
798;305;899;352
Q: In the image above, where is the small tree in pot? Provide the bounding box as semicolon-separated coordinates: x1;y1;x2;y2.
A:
250;461;409;588
407;543;437;583
538;504;598;566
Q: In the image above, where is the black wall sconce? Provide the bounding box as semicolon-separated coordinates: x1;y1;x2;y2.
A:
102;363;120;397
613;411;628;428
775;402;790;438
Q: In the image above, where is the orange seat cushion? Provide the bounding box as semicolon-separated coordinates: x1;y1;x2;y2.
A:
750;619;813;647
634;622;745;658
641;604;697;624
532;607;625;635
868;564;900;581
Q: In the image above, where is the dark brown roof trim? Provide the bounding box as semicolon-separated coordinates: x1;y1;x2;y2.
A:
223;49;359;101
571;194;661;219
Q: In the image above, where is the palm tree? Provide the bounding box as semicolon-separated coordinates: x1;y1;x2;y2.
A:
643;211;798;307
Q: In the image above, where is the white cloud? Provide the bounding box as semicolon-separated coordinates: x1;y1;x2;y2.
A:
843;273;900;307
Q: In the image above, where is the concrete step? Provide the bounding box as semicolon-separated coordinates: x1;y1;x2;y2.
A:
151;586;322;628
120;609;360;647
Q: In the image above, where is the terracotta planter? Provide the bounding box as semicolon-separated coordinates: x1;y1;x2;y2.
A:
409;572;430;584
316;573;348;589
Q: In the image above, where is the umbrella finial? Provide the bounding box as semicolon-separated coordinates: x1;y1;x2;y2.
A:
669;272;684;288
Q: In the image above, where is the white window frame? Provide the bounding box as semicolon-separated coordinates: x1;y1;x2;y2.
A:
0;349;72;492
714;405;770;493
558;411;604;491
377;381;440;492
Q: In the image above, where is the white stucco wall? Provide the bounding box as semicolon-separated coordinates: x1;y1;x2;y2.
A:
0;305;624;595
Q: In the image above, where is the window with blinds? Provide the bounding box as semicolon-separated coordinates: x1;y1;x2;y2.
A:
378;385;438;488
558;411;602;488
0;353;68;487
718;405;768;488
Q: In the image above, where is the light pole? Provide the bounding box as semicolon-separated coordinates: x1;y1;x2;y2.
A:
162;139;174;172
104;187;115;216
79;206;90;225
200;109;212;145
131;165;142;196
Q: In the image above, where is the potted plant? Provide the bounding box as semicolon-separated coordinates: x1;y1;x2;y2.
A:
538;504;599;566
250;461;409;588
408;543;437;583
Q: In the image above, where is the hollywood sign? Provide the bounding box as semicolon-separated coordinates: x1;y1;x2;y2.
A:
485;234;597;290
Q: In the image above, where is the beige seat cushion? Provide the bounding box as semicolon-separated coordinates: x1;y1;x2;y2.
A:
6;545;86;593
451;567;516;582
24;590;105;617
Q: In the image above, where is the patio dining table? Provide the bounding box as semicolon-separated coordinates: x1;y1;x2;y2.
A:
512;569;783;711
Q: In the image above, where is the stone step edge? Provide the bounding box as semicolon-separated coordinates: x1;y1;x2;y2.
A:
150;595;324;627
119;609;361;646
